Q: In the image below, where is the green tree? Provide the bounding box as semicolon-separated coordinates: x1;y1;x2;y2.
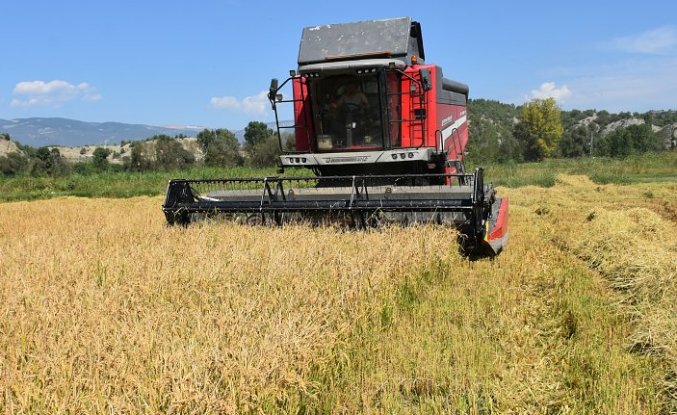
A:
497;134;522;163
28;146;68;176
592;134;610;157
197;129;243;167
92;147;112;171
607;129;632;157
248;135;281;167
127;142;153;171
626;124;662;153
196;129;217;151
48;148;68;175
154;135;195;170
642;112;653;126
603;124;663;157
466;116;500;163
243;121;277;165
35;146;52;163
0;152;27;176
513;98;564;161
558;125;590;158
466;99;520;163
243;121;274;149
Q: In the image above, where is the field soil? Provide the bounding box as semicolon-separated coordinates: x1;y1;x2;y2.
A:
0;175;675;414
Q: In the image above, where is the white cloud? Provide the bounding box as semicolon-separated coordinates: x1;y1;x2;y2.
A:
10;80;101;108
210;96;239;108
530;82;572;101
210;90;270;114
610;26;677;54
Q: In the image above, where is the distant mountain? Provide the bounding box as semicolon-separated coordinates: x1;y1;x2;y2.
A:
0;117;294;148
0;117;205;147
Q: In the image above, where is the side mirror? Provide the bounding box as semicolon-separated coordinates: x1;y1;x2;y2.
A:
419;69;432;91
268;78;279;102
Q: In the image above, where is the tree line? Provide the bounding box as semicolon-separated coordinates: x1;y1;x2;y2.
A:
0;121;285;177
466;98;674;164
2;104;675;177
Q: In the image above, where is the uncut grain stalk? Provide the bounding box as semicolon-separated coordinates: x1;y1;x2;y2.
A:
0;196;461;413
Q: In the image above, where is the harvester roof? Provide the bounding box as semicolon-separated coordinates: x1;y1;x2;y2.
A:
297;17;424;67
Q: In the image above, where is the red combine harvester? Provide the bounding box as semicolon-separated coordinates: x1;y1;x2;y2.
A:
163;17;509;256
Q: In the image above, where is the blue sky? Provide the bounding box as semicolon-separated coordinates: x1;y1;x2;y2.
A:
1;0;676;129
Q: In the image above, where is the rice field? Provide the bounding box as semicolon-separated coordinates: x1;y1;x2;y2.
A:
0;174;675;413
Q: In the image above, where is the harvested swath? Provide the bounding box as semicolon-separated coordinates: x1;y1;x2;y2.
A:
0;196;462;413
572;208;677;369
507;175;677;404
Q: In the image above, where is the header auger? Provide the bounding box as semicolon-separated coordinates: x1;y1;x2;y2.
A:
163;17;509;256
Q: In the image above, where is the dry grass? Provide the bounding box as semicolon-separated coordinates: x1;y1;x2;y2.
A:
0;175;675;413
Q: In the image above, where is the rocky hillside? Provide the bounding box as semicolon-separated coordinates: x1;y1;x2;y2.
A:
50;137;204;165
0;136;22;157
466;100;677;162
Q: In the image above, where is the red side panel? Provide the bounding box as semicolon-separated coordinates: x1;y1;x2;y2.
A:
400;65;437;148
437;104;468;159
488;198;509;241
292;77;313;152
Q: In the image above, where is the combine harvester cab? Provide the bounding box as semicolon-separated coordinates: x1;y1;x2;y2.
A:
163;17;508;256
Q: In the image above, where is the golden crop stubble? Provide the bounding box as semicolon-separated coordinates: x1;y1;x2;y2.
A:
0;196;462;413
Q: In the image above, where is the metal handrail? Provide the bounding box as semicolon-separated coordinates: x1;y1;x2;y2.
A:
269;76;314;155
167;172;475;185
